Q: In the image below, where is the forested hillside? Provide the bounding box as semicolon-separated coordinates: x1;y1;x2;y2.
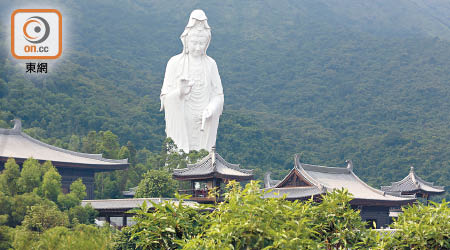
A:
0;0;448;199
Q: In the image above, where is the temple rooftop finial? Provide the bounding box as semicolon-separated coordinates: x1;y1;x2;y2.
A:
346;159;353;171
294;153;302;169
211;145;216;165
12;118;22;132
410;166;414;173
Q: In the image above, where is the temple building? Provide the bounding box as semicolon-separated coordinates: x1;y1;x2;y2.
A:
381;166;445;201
264;155;416;228
0;119;128;199
173;147;253;203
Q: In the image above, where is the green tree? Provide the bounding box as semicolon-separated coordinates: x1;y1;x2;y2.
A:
134;170;177;198
42;166;62;202
99;130;120;159
126;141;137;164
22;203;69;232
0;158;20;196
57;193;79;211
119;146;131;161
70;178;87;200
57;178;87;210
82;131;98;154
0;225;11;250
68;204;98;225
68;135;81;151
18;158;42;193
8;193;43;227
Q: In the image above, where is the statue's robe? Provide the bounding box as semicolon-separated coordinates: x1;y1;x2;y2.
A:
160;53;224;152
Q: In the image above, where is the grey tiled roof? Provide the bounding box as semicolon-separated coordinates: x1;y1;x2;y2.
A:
265;155;416;203
173;149;253;179
0;119;128;166
381;167;445;194
264;186;323;199
82;198;198;210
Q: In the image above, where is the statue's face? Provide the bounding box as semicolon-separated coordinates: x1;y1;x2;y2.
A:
187;35;208;57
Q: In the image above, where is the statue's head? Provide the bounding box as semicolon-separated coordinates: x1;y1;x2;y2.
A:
181;10;211;56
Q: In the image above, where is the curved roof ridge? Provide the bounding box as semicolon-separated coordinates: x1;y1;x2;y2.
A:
215;153;239;168
411;172;435;187
19;131;128;164
387;174;413;186
215;153;253;174
176;158;212;174
297;166;325;190
186;152;211;169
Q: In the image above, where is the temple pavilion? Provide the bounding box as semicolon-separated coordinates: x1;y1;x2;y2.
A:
0;119;129;199
173;147;253;203
381;166;445;201
264;155;416;228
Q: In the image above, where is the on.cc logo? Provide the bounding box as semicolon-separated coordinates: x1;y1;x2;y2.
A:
23;16;50;44
11;9;62;59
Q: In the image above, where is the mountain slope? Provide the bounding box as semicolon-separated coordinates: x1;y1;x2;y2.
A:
0;0;448;198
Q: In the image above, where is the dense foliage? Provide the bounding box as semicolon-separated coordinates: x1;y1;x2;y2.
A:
114;195;207;250
11;224;113;250
115;182;450;250
0;158;104;249
384;200;450;249
185;182;376;250
134;170;178;198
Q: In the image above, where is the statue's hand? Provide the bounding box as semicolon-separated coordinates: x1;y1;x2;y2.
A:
179;78;192;96
203;108;212;119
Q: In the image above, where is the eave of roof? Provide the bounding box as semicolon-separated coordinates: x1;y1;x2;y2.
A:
81;198;199;210
0;119;128;169
173;148;253;180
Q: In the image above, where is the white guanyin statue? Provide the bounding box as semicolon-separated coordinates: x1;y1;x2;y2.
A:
160;10;224;152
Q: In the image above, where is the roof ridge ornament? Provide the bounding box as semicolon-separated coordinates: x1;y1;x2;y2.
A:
409;166;419;186
211;146;216;163
346;159;353;171
211;146;216;171
12;118;22;132
294;154;302;169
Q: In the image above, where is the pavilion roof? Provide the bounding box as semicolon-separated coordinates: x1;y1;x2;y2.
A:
173;147;253;180
381;167;445;194
264;155;415;206
0;119;128;170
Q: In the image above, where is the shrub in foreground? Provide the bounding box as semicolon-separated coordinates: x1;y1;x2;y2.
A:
382;200;450;250
113;195;207;250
